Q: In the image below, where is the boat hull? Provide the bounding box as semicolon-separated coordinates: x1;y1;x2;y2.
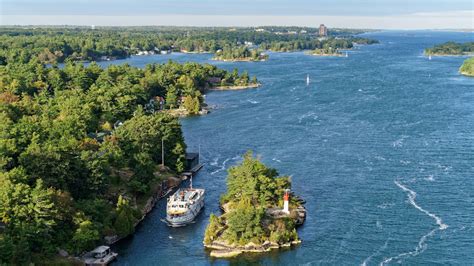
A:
166;195;205;227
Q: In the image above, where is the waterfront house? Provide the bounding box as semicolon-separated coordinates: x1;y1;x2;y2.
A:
207;77;221;85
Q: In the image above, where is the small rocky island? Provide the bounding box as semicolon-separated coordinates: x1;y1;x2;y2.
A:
203;152;306;258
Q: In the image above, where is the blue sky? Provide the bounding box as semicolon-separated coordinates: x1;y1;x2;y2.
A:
2;0;472;16
1;0;473;28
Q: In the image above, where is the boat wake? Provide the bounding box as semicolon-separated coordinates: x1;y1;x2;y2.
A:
210;158;230;175
361;237;390;266
380;180;448;265
209;156;240;175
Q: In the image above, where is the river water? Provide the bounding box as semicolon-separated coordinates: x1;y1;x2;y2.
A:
109;31;474;265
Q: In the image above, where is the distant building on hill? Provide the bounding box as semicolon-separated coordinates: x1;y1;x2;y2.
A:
319;24;328;37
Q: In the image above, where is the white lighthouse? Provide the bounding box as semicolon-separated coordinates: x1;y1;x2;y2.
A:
283;189;290;214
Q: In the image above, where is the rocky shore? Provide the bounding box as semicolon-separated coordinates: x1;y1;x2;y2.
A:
205;239;302;258
207;83;261;91
204;198;307;258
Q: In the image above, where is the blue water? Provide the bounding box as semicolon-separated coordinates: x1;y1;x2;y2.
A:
110;31;474;265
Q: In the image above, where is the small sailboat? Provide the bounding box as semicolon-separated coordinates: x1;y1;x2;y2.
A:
345;52;348;58
306;74;310;86
428;55;432;60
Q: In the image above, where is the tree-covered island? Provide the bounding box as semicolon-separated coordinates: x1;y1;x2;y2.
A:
424;42;474;77
203;152;306;258
424;42;474;56
459;57;474;77
309;37;379;56
213;47;268;62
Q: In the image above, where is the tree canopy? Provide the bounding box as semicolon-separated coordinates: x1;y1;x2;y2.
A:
425;42;474;56
0;42;254;262
460;57;474;76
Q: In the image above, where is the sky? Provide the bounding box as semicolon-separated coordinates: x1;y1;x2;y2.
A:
1;0;473;29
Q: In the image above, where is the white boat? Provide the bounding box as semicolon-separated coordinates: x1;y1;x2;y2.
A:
306;74;310;85
166;184;205;227
429;55;432;60
345;52;348;58
83;246;117;266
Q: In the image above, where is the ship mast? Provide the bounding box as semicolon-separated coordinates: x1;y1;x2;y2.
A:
161;138;165;167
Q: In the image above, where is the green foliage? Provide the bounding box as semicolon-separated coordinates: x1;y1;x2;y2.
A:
308;37;373;55
0;26;370;65
72;219;100;253
114;195;136;237
224;197;265;245
0;53;252;261
214;46;268;61
460;57;474;76
425;42;474;55
115;112;186;175
221;151;290;207
205;151;299;248
268;218;298;244
0;178;60;263
204;213;221;245
182;95;200;114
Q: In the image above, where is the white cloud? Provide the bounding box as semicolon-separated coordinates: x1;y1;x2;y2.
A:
1;10;473;29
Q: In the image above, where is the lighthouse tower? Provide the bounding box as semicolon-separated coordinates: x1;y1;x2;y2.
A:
283;189;290;214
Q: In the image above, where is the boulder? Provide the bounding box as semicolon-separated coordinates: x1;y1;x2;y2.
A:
58;249;68;257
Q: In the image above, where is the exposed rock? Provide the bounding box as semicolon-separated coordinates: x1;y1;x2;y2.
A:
210;249;242;258
58;249;68;257
104;235;118;245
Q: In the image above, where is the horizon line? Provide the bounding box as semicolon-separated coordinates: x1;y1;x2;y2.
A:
1;12;473;30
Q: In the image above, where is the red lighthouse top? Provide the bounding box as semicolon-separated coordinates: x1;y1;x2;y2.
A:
283;190;289;201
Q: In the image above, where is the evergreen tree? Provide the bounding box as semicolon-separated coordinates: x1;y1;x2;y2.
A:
114;195;136;237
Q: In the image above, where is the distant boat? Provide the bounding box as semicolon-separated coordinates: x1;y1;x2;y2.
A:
306;74;310;85
345;52;348;58
428;55;432;60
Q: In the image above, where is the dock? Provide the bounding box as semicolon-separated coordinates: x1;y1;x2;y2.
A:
182;152;203;178
182;163;204;178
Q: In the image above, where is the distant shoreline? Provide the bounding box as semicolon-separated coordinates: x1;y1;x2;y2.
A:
425;53;474;57
212;57;267;62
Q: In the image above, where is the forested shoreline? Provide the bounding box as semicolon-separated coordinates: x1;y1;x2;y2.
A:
424;41;474;56
0;26;375;263
424;42;474;77
0;26;376;64
0;54;255;263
